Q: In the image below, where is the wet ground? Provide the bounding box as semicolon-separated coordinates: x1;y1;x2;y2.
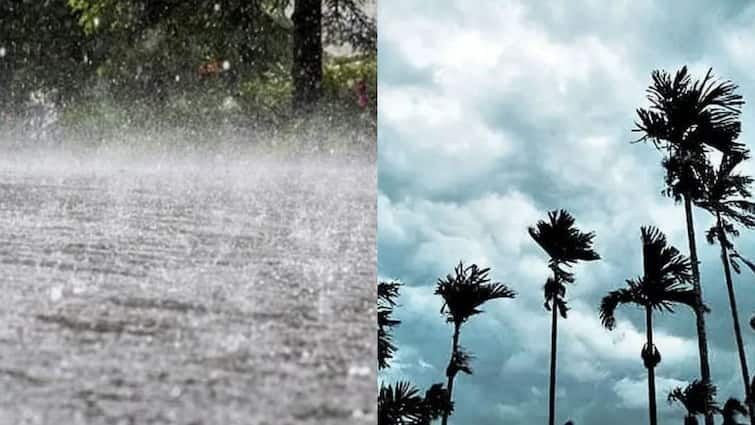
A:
0;151;376;425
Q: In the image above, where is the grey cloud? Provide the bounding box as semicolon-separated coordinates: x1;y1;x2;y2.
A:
378;1;755;424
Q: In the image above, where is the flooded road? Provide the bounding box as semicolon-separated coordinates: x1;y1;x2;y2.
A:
0;151;376;425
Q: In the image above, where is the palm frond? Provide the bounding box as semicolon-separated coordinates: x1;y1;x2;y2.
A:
656;285;697;312
638;226;696;312
446;346;474;379
668;379;720;417
378;280;402;370
730;249;755;276
421;383;453;423
378;325;398;370
435;261;516;326
599;287;638;330
641;226;693;284
721;398;748;425
697;151;755;238
378;281;401;307
543;275;567;309
378;381;427;425
601;227;696;330
529;209;600;266
634;66;745;203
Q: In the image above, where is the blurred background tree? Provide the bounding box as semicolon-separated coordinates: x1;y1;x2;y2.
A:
0;0;376;140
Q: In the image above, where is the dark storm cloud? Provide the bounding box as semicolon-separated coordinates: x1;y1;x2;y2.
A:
378;1;755;424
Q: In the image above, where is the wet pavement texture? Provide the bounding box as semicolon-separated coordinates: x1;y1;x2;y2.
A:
0;153;376;425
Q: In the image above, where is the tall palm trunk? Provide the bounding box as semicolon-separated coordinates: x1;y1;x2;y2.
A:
715;213;755;425
441;324;461;425
683;195;714;425
548;297;559;425
646;306;658;425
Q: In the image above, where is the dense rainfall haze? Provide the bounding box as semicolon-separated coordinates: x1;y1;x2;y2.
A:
0;125;376;424
1;1;377;422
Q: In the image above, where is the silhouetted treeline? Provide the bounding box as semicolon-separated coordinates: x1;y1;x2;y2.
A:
377;67;755;425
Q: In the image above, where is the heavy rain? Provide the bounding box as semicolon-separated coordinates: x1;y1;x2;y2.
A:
0;1;376;424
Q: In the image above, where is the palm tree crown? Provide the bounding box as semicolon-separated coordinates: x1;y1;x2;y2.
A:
529;209;600;313
668;379;720;425
378;381;452;425
721;398;748;425
435;262;516;328
600;226;696;330
635;66;745;201
698;151;755;236
635;66;744;153
378;280;402;370
528;209;601;268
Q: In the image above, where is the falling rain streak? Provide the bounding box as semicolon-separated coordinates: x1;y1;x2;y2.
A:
0;153;376;424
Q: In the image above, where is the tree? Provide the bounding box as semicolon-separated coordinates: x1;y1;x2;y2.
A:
697;151;755;425
377;280;452;425
434;262;516;425
529;210;600;425
291;0;322;107
635;66;745;425
378;381;452;425
67;0;292;102
600;226;697;425
0;1;91;110
291;0;376;108
378;280;401;370
668;379;720;425
721;398;749;425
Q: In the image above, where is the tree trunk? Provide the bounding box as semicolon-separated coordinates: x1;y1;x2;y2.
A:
548;295;559;425
291;0;322;109
716;213;755;425
683;195;714;425
646;306;658;425
441;323;461;425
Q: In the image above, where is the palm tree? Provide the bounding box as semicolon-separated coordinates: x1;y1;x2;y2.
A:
669;379;720;425
600;226;697;425
697;151;755;425
379;381;452;425
529;210;600;425
635;66;745;425
377;281;453;425
378;280;402;370
435;262;516;425
721;398;749;425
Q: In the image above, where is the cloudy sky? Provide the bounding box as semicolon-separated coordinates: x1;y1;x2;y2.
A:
377;1;755;424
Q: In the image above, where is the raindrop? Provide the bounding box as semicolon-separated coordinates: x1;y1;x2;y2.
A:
214;3;221;12
50;286;63;302
169;386;182;398
93;17;101;28
0;47;6;58
175;74;180;82
347;365;370;377
222;60;230;70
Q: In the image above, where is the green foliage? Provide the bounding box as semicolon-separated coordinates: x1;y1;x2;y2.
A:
323;54;377;110
0;1;92;107
1;0;376;154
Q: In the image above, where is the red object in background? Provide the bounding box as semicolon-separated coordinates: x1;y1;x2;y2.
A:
198;60;222;77
355;79;369;108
